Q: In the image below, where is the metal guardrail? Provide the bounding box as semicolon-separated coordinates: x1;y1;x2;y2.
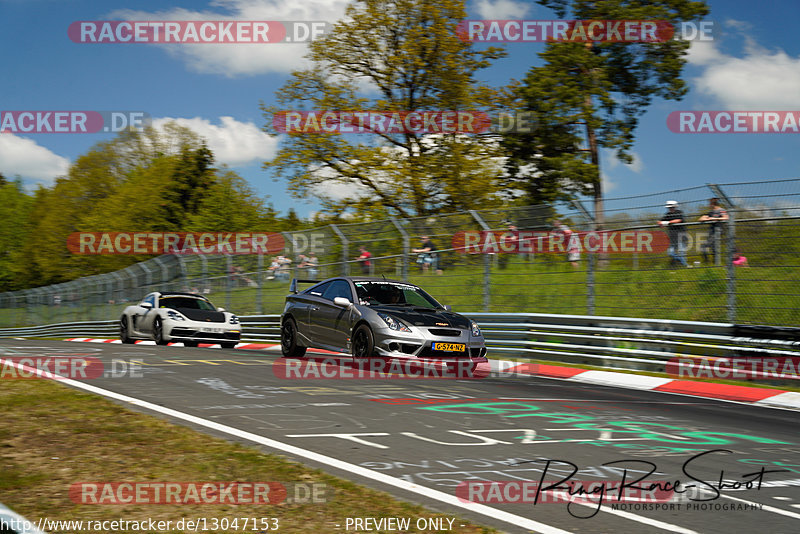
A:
2;314;798;382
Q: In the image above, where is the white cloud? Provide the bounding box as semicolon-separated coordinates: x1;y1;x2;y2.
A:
110;0;350;76
601;171;617;193
603;148;644;174
689;38;800;109
0;134;69;185
152;116;279;166
474;0;531;19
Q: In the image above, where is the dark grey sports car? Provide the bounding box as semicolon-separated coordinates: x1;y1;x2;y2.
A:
280;277;487;362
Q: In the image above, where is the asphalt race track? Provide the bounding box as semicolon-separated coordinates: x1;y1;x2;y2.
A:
2;339;800;534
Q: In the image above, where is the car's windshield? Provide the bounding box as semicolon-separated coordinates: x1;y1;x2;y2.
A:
353;282;441;309
159;296;216;311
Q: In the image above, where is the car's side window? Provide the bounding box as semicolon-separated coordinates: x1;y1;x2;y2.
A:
322;280;353;302
306;281;331;297
143;295;156;307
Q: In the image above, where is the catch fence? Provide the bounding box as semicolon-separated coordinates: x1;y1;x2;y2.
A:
1;179;798;328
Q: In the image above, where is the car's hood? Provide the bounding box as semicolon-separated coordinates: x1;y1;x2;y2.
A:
172;308;227;323
372;305;470;329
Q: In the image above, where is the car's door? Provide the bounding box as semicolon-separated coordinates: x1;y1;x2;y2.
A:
136;294;159;334
131;294;157;335
312;279;354;350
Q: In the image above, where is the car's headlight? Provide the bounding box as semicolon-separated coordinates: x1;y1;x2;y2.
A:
470;321;481;337
378;312;411;332
166;310;186;321
229;315;240;325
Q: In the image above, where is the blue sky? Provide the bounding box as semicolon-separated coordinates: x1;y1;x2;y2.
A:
1;0;799;217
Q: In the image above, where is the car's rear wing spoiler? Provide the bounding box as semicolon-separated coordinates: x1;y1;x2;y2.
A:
289;278;320;294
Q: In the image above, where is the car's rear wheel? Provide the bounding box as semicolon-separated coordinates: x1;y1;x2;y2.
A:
281;318;307;357
153;318;169;346
351;324;375;360
120;317;134;344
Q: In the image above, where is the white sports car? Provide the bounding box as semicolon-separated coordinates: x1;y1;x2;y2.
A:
120;291;241;348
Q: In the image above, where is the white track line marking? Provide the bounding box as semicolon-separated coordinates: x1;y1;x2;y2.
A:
0;357;570;534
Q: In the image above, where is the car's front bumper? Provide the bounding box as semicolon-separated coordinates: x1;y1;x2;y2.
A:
164;321;241;343
372;325;487;362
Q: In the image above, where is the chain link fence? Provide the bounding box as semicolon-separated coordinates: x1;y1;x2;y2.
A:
1;179;799;328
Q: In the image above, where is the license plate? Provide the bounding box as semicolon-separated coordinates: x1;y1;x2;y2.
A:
432;342;466;352
200;327;225;333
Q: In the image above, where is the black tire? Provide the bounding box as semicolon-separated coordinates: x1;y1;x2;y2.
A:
281;318;307;358
351;324;375;360
220;342;237;349
183;340;198;348
153;318;169;346
120;317;134;344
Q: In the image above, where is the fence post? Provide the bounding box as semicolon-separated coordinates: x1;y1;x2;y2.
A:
225;255;232;311
571;200;595;315
469;210;491;312
390;217;409;281
329;224;349;276
710;184;737;322
257;253;263;315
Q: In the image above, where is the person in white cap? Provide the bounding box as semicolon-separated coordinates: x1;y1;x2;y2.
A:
658;200;688;267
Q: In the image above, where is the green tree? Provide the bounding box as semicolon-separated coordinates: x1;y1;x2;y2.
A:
263;0;507;218
186;171;277;232
0;178;33;291
504;0;709;226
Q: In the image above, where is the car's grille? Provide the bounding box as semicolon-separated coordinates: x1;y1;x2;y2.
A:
428;328;462;337
418;347;470;358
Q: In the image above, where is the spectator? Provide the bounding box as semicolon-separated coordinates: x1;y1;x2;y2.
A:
413;235;442;274
306;252;320;278
266;256;280;280
733;252;748;266
275;255;292;280
357;246;372;275
658;200;688;267
698;197;729;263
552;219;580;268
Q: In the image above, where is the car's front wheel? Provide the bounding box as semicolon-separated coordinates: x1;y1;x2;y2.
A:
153;318;169;346
183;340;198;348
220;342;237;349
281;318;307;358
120;317;134;344
351;324;375;360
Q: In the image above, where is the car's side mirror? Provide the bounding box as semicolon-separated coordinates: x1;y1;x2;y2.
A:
333;297;352;308
442;304;452;311
141;302;153;310
217;307;226;312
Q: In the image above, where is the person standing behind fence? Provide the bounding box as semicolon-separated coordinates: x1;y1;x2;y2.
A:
698;197;729;263
552;219;580;268
357;246;372;274
413;236;442;274
658;200;688;267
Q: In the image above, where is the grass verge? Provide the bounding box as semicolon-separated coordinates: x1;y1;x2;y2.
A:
0;379;497;534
